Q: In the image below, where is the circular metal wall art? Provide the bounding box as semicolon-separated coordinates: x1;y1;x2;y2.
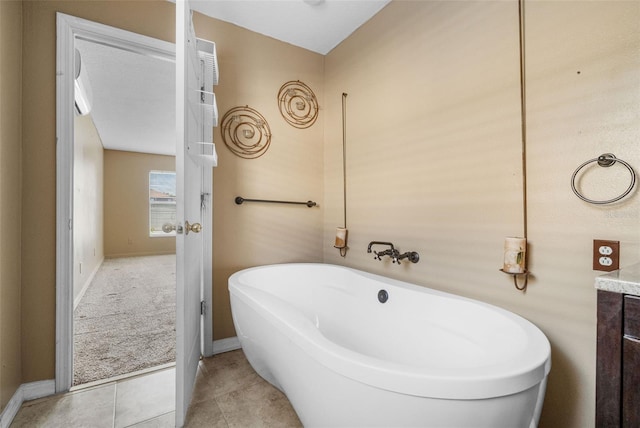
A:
277;80;319;129
221;106;272;159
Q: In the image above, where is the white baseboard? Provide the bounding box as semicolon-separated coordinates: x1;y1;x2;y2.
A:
104;251;176;259
74;257;104;309
212;337;241;355
0;380;55;428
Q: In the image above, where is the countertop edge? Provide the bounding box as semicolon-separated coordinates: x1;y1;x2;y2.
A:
595;262;640;296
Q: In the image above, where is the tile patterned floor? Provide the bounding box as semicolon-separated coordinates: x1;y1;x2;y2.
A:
11;350;302;428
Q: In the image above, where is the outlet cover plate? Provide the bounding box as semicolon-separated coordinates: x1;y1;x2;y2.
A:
593;239;620;272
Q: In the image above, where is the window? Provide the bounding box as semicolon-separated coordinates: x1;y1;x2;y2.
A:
149;171;176;237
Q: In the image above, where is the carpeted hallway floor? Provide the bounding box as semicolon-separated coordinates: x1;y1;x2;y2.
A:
73;254;176;386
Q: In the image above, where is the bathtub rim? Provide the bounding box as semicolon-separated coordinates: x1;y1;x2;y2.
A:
229;262;551;400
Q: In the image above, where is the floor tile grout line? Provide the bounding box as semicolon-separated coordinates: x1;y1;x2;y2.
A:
209;376;264;402
122;411;175;428
213;395;231;428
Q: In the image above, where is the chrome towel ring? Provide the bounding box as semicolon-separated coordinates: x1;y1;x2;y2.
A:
571;153;636;205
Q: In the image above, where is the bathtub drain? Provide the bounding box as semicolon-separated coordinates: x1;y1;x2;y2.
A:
378;289;389;303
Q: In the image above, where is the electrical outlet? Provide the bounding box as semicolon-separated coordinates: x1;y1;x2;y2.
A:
593;239;620;272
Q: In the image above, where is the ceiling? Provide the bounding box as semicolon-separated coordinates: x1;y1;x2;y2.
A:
75;0;390;155
189;0;390;55
75;39;176;156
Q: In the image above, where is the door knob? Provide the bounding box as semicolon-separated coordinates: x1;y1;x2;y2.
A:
162;222;185;234
162;223;176;233
185;221;202;235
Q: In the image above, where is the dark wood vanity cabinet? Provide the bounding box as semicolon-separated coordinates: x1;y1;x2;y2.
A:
596;290;640;427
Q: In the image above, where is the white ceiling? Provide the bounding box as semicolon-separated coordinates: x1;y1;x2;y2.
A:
75;39;176;156
189;0;391;55
75;0;390;155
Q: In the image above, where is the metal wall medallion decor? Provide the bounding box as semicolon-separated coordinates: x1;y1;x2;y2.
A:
221;106;272;159
277;80;319;129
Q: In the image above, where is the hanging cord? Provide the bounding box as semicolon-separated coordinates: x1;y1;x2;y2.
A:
340;93;348;257
515;0;529;291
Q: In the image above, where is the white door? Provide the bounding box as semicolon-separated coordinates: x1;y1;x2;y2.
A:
175;0;216;425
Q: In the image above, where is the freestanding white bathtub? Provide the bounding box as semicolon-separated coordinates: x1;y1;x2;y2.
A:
229;263;551;428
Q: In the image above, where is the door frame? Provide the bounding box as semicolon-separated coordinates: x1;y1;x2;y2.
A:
55;13;213;393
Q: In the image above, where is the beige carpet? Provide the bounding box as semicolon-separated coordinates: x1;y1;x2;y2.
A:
73;255;176;386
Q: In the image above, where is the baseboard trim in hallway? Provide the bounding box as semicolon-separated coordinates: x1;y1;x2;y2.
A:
0;380;55;428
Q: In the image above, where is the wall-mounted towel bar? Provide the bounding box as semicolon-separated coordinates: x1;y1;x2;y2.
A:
235;196;317;208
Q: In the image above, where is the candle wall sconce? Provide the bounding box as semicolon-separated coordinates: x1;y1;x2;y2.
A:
500;269;529;291
500;237;529;291
277;80;319;129
221;106;272;159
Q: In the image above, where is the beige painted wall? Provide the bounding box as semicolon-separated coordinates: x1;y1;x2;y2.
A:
193;14;325;339
21;0;324;382
323;2;640;427
73;115;104;303
18;1;638;426
0;0;23;412
104;150;176;258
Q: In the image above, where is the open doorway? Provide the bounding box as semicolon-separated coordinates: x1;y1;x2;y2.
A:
70;30;177;387
57;13;215;400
